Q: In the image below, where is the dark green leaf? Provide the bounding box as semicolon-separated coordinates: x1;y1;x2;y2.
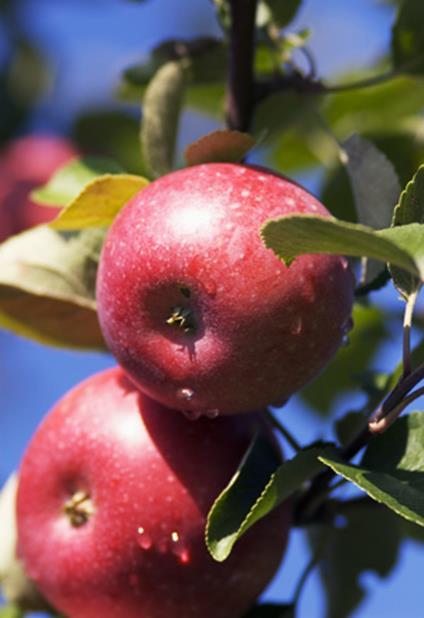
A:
302;305;387;416
73;110;148;175
141;61;187;177
263;0;303;28
311;504;401;618
206;440;328;561
392;0;424;74
0;226;106;349
342;134;401;286
391;165;424;297
32;157;124;207
343;134;400;230
252;91;307;139
261;215;423;277
185;130;255;166
320;413;424;528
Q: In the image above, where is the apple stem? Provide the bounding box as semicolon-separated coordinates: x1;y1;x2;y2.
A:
64;491;94;527
166;306;196;333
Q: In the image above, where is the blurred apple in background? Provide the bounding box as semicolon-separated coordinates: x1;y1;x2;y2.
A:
0;135;78;240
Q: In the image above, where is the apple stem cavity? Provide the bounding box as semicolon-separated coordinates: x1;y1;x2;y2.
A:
63;491;94;528
166;305;196;333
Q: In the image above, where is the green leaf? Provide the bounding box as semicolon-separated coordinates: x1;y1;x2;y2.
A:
31;156;124;207
185;130;255;167
311;504;401;618
252;91;307;140
50;174;148;230
263;0;303;28
302;305;387;416
206;440;327;562
73;109;148;176
325;75;424;136
0;226;106;350
391;165;424;297
243;603;295;618
392;0;424;74
141;61;187;178
320;413;424;528
261;215;423;277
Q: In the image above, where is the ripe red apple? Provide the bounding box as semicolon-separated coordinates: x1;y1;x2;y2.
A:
0;134;78;238
96;163;355;417
16;367;290;618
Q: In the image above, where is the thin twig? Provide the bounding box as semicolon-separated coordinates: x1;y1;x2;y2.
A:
267;410;301;453
369;384;424;434
322;67;400;93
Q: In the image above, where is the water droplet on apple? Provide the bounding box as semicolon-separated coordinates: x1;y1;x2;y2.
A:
341;335;350;347
341;316;354;335
176;387;194;402
136;527;152;550
170;532;191;564
205;408;220;419
290;316;303;335
181;409;202;421
341;257;350;271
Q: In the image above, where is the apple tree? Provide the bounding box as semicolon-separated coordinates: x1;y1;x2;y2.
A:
1;1;424;617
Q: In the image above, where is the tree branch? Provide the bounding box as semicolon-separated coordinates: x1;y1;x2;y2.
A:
226;0;258;131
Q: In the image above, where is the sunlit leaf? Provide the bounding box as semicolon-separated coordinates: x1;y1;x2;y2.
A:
0;226;106;349
32;157;124;207
50;174;148;230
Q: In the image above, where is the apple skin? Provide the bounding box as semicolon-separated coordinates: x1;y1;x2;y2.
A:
96;163;355;416
0;135;78;238
16;367;290;618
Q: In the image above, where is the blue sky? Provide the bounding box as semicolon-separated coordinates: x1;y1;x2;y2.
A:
1;1;423;617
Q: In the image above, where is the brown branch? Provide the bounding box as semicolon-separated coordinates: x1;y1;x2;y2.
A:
226;0;258;131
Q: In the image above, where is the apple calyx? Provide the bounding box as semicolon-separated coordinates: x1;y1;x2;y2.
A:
63;491;94;527
166;305;196;333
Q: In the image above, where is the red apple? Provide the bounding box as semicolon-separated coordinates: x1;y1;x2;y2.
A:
0;134;78;237
16;367;290;618
96;163;355;417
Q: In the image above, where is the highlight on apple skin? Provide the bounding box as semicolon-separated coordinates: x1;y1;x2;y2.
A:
97;163;355;417
16;367;291;618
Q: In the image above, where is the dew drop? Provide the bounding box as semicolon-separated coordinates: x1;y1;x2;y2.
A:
342;335;350;347
176;387;195;402
182;409;203;421
205;408;220;419
290;316;303;335
171;532;191;564
136;527;152;550
341;316;354;335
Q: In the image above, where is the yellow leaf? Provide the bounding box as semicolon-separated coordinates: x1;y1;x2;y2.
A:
50;174;149;230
